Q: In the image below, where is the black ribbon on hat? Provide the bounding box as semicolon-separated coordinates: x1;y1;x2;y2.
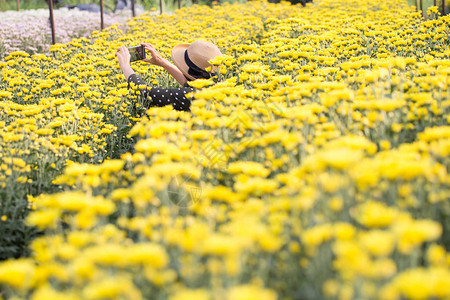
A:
184;50;216;79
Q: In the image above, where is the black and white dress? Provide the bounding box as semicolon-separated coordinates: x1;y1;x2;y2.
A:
128;73;195;112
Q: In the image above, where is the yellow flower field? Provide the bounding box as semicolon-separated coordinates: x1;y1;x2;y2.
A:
0;0;449;299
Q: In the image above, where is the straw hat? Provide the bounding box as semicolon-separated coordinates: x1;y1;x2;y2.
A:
172;40;222;81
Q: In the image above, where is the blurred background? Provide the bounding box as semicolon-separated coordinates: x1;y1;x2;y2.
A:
407;0;450;15
0;0;232;12
1;0;448;16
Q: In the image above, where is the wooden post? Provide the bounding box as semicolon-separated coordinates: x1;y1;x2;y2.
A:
100;0;104;30
160;0;163;15
443;0;446;15
16;0;20;11
420;0;423;17
48;0;56;44
178;0;181;9
131;0;136;17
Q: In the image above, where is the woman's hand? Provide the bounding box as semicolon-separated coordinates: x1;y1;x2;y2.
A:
142;43;167;67
116;46;131;68
115;46;135;80
140;43;187;86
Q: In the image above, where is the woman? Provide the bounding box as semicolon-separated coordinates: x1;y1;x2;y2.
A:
116;40;222;112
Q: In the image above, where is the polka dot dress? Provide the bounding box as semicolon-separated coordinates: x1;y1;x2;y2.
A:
128;74;194;112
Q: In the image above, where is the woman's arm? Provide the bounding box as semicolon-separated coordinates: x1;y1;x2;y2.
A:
142;43;187;86
115;46;135;80
160;60;188;86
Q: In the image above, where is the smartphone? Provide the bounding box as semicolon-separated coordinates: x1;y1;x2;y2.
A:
128;45;145;62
